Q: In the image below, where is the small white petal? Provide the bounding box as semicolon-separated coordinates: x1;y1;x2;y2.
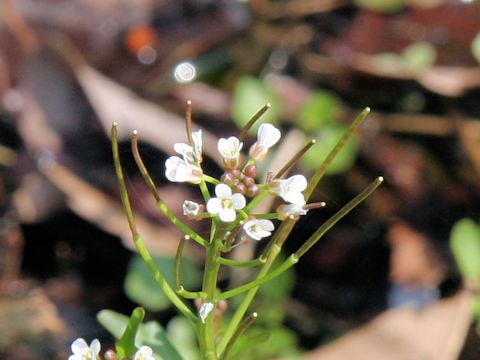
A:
258;219;275;231
71;338;88;354
230;193;246;210
206;198;222;214
288;175;307;192
283;192;305;205
134;345;154;360
257;123;281;148
199;302;214;323
219;208;236;222
173;142;193;156
192;130;203;157
90;339;101;356
215;183;232;198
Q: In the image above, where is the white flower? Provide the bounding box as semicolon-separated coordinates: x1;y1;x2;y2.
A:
218;136;243;169
270;174;307;205
134;345;154;360
249;123;281;161
182;200;202;217
165;156;203;184
218;136;243;159
207;184;246;222
277;202;308;220
69;338;100;360
243;219;275;241
174;130;203;164
199;302;214;323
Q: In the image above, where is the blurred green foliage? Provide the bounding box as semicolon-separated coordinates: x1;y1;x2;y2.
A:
97;309;184;360
231;76;281;130
124;255;200;311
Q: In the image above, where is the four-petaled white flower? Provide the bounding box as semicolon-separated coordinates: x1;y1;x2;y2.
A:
134;345;155;360
199;302;214;323
218;136;243;168
277;202;308;220
165;156;203;184
69;338;100;360
183;200;202;217
206;184;246;222
243;219;275;241
218;136;243;159
165;130;204;184
270;174;307;205
249;123;281;161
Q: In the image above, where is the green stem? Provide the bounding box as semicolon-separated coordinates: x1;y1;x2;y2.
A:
203;175;220;184
200;223;226;359
220;312;258;360
305;107;370;200
217;244;281;355
238;103;271;142
175;236;206;299
131;132;208;247
218;257;266;268
112;123;197;325
219;254;298;300
296;177;384;258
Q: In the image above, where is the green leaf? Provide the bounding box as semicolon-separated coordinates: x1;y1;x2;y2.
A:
296;91;341;133
231;76;281;131
97;309;184;360
450;218;480;279
166;316;199;360
354;0;406;13
402;42;436;72
139;321;185;360
97;309;129;339
300;123;359;175
472;32;480;64
116;307;145;358
124;255;200;311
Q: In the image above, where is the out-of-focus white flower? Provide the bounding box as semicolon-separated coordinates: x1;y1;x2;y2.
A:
182;200;202;217
199;302;214;323
134;345;154;360
277;202;308;220
270;174;307;205
165;156;203;184
69;338;100;360
243;219;275;240
218;136;243;168
206;184;246;222
249;123;281;161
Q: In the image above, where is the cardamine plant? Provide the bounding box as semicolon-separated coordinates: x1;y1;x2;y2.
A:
68;103;382;360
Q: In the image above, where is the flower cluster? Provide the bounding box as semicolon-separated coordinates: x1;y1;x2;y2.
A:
69;339;154;360
165;122;310;247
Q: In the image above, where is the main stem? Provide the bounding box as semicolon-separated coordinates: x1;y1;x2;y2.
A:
200;223;225;359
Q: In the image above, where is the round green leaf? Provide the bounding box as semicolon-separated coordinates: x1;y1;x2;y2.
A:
124;255;200;311
472;32;480;64
402;42;437;72
450;218;480;279
300;123;359;175
231;76;281;131
296;91;341;133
